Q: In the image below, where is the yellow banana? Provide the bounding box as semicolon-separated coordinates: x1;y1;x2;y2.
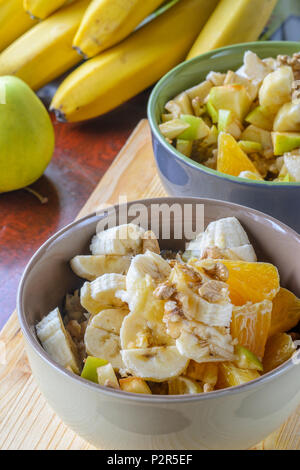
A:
0;0;37;52
0;0;90;91
51;0;219;122
73;0;165;59
187;0;278;60
23;0;76;20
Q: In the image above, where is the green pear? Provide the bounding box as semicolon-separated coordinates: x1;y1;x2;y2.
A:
207;84;251;121
272;132;300;155
273;101;300;132
259;66;293;114
245;105;274;131
0;76;55;192
159;118;190;140
206;101;218;123
241;124;272;149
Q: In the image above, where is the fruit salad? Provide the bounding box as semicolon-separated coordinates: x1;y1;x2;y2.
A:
159;51;300;183
36;219;300;395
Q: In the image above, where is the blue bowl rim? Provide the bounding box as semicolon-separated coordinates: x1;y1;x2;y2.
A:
147;40;300;188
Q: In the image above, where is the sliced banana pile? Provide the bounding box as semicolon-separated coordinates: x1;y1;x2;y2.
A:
36;218;261;395
185;216;257;262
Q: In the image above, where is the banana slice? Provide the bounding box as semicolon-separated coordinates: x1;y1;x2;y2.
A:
80;273;126;315
36;307;80;373
169;263;232;327
70;255;131;281
121;346;189;382
90;223;145;255
84;308;129;369
186;217;257;262
176;321;235;363
126;251;171;309
168;376;202;395
120;278;174;350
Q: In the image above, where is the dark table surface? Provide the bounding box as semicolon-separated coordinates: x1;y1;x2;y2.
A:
0;89;151;330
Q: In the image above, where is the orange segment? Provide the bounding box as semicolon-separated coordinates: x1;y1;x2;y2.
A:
217;362;260;389
220;260;280;306
269;287;300;337
217;133;260;177
263;333;296;373
231;300;272;360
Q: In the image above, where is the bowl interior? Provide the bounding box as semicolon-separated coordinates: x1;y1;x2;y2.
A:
148;41;300;186
19;198;300;362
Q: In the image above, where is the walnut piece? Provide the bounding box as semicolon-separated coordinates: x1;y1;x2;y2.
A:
201;246;225;260
153;283;176;300
202;261;229;282
198;280;228;303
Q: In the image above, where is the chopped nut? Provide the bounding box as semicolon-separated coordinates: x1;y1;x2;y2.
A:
292;80;300;100
142;230;160;254
203;383;214;393
198;280;228;303
201;246;225;260
202;261;229;281
153;283;176;300
66;320;82;340
177;263;203;283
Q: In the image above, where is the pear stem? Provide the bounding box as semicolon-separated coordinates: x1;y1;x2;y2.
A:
24;187;48;204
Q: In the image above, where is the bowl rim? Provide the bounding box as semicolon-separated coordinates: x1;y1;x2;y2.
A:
17;197;300;404
147;40;300;188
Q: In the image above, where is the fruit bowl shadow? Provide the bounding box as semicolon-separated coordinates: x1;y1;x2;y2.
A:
147;41;300;233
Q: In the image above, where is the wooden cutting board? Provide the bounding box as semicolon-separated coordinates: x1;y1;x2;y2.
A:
1;119;300;450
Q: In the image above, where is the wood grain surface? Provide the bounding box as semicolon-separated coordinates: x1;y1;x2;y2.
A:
1;120;300;450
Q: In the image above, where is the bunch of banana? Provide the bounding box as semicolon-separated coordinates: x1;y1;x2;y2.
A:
24;0;76;20
73;0;166;59
187;0;278;59
0;0;37;53
0;0;90;90
50;0;219;122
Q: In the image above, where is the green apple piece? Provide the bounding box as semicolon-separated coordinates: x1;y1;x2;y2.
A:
176;139;193;157
161;113;173;123
159;119;190;140
245;106;274;131
206;101;218;123
238;140;262;153
241;124;272;150
173;91;193;115
186;80;212;102
284;153;300;181
81;356;108;383
218;109;242;139
234;345;263;371
207;84;252;121
238;170;263;181
259;66;293;114
224;70;259;101
273;101;300;132
97;363;119;389
272;132;300;155
202;125;218;147
179;114;209;140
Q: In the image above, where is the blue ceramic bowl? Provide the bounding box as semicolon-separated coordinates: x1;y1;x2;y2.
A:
148;41;300;233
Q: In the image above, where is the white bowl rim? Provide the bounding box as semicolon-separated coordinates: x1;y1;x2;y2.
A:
17;197;300;404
